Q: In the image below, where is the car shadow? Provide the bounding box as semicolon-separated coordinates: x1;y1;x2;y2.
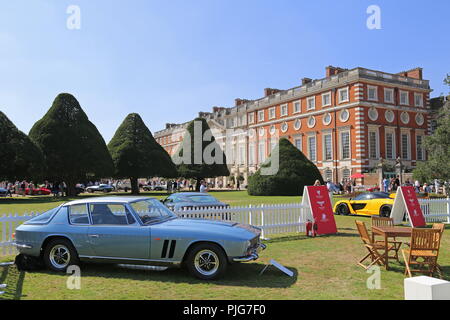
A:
0;264;25;300
30;262;298;289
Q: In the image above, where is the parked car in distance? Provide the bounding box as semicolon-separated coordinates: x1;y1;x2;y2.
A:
161;192;229;211
114;181;132;192
14;196;265;280
25;187;51;196
0;187;8;197
334;192;395;217
85;184;114;193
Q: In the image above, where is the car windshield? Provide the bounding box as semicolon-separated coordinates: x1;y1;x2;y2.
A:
354;192;391;200
130;199;176;224
186;195;218;203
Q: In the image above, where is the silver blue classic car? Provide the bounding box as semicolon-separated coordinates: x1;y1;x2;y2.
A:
162;192;229;211
14;197;265;279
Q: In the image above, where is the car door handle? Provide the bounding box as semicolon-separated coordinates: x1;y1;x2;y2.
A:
88;234;100;238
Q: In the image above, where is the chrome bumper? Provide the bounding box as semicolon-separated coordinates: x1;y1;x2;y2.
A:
233;243;266;262
13;242;33;249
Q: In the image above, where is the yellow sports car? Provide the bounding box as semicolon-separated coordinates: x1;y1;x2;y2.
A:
333;192;395;217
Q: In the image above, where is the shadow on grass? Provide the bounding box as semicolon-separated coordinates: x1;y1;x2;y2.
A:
31;262;298;289
0;264;25;300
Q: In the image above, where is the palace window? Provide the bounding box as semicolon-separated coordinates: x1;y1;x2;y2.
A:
293;101;301;113
401;133;410;160
386;132;395;160
414;93;423;107
308;136;317;162
340;131;350;160
307;97;316;110
338;87;349;103
400;91;409;105
369;130;378;159
323;133;333;161
322;92;331;107
384;88;394;103
416;135;425;161
280;104;288;117
368;85;378;101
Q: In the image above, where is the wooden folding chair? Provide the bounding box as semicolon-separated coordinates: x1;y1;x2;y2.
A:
402;228;443;278
355;221;392;270
371;217;402;261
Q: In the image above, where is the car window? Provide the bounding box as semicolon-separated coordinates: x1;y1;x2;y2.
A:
25;206;61;225
130;199;175;224
69;204;90;225
89;204;129;225
354;194;370;201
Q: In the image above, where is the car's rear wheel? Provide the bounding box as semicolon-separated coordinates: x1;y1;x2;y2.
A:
43;239;79;272
185;243;227;280
379;205;392;218
336;203;351;216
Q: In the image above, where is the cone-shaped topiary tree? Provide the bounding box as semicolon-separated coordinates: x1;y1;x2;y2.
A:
29;93;114;196
0;111;44;181
108;113;177;194
173;117;229;191
247;138;324;196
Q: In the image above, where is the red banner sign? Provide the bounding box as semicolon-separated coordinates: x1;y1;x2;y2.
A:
305;186;337;235
401;186;426;227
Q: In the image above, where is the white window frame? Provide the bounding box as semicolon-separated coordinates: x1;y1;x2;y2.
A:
414;93;423;107
401;132;410;160
248;113;255;124
248;142;255;165
385;129;396;160
307;135;317;162
268;107;276;120
294;136;302;151
293;100;301;114
306;96;316;111
340;130;351;160
367;85;378;101
384;88;394;104
416;135;425;161
280;104;288;117
368;128;379;159
338;87;349;104
323;132;333;161
258;139;266;164
399;90;409;106
322;92;332;107
258;110;265;122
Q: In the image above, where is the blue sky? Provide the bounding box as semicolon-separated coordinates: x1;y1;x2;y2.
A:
0;0;448;142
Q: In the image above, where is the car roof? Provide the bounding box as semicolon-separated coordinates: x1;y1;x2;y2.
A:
172;192;214;196
63;196;156;206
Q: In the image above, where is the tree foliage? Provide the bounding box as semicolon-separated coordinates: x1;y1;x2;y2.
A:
29;93;114;195
247;138;324;196
108;113;177;194
413;74;450;185
173;118;229;189
0;111;44;181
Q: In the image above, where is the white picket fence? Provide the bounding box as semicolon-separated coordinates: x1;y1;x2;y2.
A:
174;203;312;239
419;198;450;223
0;213;40;257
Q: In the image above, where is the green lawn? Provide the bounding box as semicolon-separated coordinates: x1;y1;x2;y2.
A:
0;191;448;300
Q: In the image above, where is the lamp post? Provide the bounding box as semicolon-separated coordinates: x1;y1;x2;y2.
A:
395;157;403;185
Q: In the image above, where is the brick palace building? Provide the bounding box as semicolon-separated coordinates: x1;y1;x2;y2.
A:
154;66;432;187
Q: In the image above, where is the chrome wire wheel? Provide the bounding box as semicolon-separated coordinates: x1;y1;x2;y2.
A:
49;245;71;269
194;250;219;276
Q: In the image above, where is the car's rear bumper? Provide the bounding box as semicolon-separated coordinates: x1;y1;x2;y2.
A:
232;243;266;262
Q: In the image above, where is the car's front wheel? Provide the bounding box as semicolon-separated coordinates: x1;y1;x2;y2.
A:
336;203;351;215
43;239;79;272
379;205;392;218
185;243;227;280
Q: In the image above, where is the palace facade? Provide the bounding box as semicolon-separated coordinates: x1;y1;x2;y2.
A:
154;66;432;186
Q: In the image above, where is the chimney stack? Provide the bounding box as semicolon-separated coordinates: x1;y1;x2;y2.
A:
263;88;281;97
326;66;347;77
396;67;423;80
302;78;312;85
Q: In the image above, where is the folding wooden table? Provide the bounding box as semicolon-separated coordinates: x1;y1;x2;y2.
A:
371;226;412;270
